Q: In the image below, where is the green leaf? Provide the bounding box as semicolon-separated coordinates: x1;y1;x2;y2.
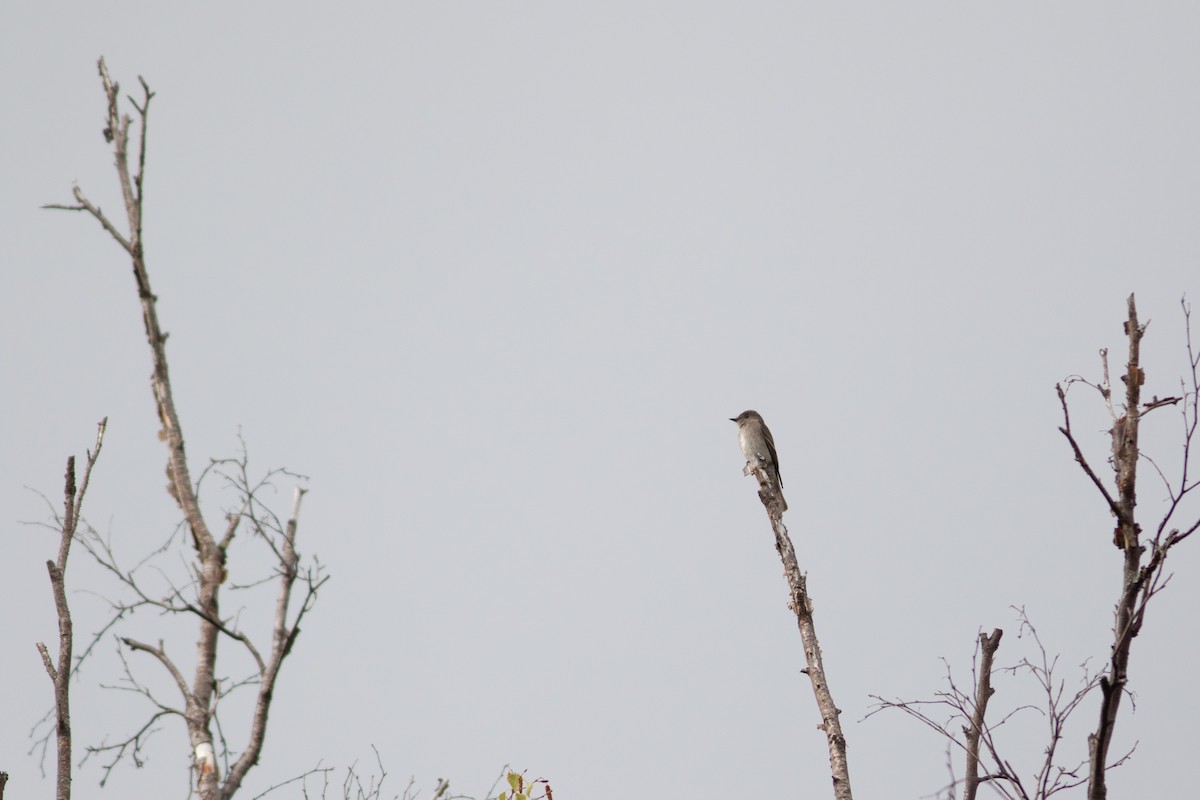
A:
507;772;522;791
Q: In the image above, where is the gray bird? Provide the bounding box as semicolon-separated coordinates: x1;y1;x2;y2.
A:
730;410;787;511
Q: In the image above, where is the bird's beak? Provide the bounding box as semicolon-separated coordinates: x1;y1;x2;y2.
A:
729;417;737;423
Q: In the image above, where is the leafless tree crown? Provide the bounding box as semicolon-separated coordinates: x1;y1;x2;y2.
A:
872;295;1198;800
38;57;327;800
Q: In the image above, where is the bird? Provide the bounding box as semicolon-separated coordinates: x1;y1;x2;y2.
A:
730;410;787;512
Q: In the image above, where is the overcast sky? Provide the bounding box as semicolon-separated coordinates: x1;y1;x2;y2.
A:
4;3;1200;798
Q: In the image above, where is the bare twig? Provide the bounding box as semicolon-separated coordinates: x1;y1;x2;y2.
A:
1004;611;1098;799
1056;383;1127;525
251;765;335;800
83;709;174;786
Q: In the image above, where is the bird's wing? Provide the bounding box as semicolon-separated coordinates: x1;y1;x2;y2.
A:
764;425;782;486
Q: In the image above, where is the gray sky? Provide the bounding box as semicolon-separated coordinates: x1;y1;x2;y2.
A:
4;3;1200;798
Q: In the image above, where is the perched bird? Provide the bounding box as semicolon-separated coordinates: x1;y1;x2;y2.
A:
730;410;787;511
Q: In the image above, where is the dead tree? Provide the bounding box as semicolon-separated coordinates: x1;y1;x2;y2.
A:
872;295;1197;799
41;57;327;799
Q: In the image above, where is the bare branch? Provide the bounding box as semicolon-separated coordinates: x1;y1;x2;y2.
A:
83;709;175;787
1056;297;1197;799
1148;298;1200;542
1086;296;1147;800
1056;384;1126;525
1006;610;1099;798
224;487;318;798
35;418;107;800
121;638;191;701
962;629;1002;800
43;186;133;253
741;456;852;800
